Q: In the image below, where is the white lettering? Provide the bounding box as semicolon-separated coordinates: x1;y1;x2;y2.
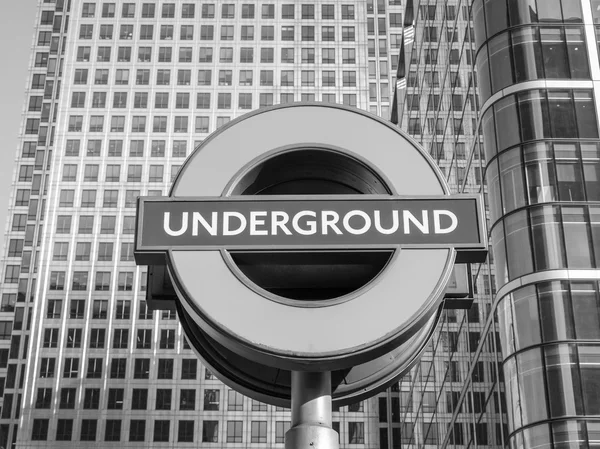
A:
343;210;372;235
434;210;458;234
292;211;317;235
271;211;292;235
321;211;343;235
374;210;399;235
250;211;268;236
164;212;188;236
403;211;429;234
223;212;247;236
192;212;217;236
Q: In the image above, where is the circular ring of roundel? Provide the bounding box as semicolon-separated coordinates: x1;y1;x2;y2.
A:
167;103;455;372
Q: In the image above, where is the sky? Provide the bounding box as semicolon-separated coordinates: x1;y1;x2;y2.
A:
0;2;38;231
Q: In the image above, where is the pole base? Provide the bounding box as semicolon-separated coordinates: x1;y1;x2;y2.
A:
285;424;339;449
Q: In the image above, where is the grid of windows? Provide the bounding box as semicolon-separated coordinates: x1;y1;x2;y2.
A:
9;0;400;447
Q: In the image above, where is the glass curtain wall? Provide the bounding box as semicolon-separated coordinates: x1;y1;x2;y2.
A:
474;0;600;447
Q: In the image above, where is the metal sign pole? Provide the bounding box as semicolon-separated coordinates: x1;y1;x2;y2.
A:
285;371;339;449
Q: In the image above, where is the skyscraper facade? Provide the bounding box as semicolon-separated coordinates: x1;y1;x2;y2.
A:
395;1;508;448
398;0;600;448
0;0;401;447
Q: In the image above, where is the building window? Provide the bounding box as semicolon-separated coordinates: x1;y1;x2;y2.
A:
322;48;335;64
83;388;100;409
32;419;49;441
322;4;334;19
204;389;220;410
281;70;294;86
174;116;189;132
60;387;77;408
0;322;12;340
343;71;357;87
142;3;155;18
228;390;244;411
217;93;232;109
302;48;315;63
221;25;234;40
91;301;108;321
35;388;52;408
105;420;122;442
302;71;315;86
112;328;129;349
342;26;355;41
322;26;335;41
132;389;148;410
182;3;194;18
348;422;364;444
282;26;295;41
81;420;97;441
131;116;146;133
133;327;151;350
322;71;336;87
1;294;16;313
116;300;131;319
110;358;127;379
222;3;235;18
261;25;274;40
262;4;274;18
156;389;172;410
202;421;219;442
108;388;124;409
160;329;175;349
259;93;274;108
180;359;197;379
133;358;150;379
89;328;105;349
275;421;291;443
71;271;88;291
199;47;212;62
238;93;252;109
200;25;214;40
251;421;267;443
261;47;274;63
129;420;145;442
227;421;243;443
180;25;193;40
157;358;174;379
158;47;171;62
301;26;314;41
180;389;196;411
162;3;175;18
178;420;194;442
86;357;102;378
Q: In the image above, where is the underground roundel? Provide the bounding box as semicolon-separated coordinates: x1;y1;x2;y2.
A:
134;104;486;371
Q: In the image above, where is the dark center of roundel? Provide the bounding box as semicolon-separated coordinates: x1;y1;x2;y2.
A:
227;148;394;301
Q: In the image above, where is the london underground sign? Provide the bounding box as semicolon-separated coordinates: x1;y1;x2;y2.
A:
136;196;482;255
134;104;486;406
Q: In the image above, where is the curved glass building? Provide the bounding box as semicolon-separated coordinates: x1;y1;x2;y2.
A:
476;0;600;447
398;0;600;448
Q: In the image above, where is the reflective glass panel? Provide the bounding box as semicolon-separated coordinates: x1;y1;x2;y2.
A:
512;285;541;350
504;210;533;279
517;349;548;425
512;27;543;82
544;344;584;417
524;143;557;204
562;206;593;268
530;205;566;270
538;281;575;342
